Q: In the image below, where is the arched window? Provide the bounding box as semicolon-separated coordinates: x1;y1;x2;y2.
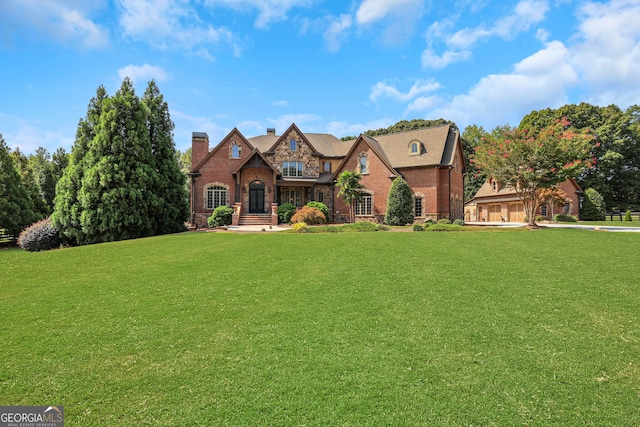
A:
229;142;241;158
355;191;373;216
411;142;419;154
205;185;228;210
359;153;368;174
289;139;297;151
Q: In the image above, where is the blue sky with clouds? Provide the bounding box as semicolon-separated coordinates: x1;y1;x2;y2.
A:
1;0;639;155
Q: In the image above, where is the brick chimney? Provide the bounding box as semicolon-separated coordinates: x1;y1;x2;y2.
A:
191;132;209;168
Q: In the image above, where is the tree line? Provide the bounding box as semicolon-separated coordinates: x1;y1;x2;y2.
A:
1;78;188;246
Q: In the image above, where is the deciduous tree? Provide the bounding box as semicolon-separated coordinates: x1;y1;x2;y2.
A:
473;118;596;226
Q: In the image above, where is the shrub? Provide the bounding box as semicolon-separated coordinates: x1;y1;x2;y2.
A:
581;188;606;221
423;218;434;225
554;213;577;222
291;206;327;225
343;221;378;232
306;202;329;221
535;215;546;222
292;222;308;232
17;218;59;252
424;223;464;232
437;218;452;224
277;203;297;224
207;206;233;227
453;219;465;226
624;210;632;221
413;224;424;231
384;177;414;225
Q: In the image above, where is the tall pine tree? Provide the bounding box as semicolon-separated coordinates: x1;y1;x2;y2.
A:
142;80;188;234
0;135;37;241
52;85;108;244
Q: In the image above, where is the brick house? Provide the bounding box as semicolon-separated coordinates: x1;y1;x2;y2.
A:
464;178;582;222
188;123;466;227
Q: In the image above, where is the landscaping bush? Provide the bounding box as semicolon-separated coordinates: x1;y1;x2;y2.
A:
581;188;606;221
17;218;59;252
305;202;329;221
424;223;465;232
453;219;465;226
276;203;297;224
207;206;233;227
384;177;414;226
412;224;424;232
343;221;379;232
624;210;632;221
554;213;577;222
291;207;327;225
437;218;452;224
423;218;434;225
291;222;308;232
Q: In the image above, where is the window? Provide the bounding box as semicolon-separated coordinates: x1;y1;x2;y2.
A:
282;161;303;177
541;204;547;217
359;154;368;174
564;202;570;214
289;139;297;151
414;197;423;217
411;142;419;154
317;191;324;203
206;185;227;210
282;189;302;206
323;161;331;172
355;193;372;216
229;143;241;158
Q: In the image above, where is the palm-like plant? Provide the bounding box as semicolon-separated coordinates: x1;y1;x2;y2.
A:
336;170;364;223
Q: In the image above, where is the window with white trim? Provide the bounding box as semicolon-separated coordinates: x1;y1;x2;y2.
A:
282;161;303;177
206;185;227;209
411;142;419;155
289;139;297;151
564;202;570;214
355;193;372;216
282;189;302;206
323;161;331;172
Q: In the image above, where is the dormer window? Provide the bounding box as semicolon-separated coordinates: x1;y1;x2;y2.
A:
409;140;422;156
289;139;297;151
411;142;419;154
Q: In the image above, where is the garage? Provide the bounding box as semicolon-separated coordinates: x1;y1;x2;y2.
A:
508;202;525;222
489;204;502;222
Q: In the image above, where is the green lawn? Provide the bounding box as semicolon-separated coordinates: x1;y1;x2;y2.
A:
1;230;639;426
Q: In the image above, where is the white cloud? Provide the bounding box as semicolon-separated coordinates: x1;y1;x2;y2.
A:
204;0;314;29
429;41;577;129
118;0;239;53
0;113;74;154
570;0;640;106
273;100;290;107
370;79;441;103
405;95;441;114
326;118;395;139
355;0;423;25
323;14;353;52
423;0;550;68
0;0;109;49
117;64;172;84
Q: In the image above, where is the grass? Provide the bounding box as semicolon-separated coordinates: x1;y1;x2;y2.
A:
1;229;639;425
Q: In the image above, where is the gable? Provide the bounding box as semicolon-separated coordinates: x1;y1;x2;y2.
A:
333;135;397;180
191;128;254;172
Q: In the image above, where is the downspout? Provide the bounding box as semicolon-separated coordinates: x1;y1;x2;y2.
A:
448;166;453;221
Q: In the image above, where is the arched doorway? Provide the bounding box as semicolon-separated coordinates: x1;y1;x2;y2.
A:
249;180;265;213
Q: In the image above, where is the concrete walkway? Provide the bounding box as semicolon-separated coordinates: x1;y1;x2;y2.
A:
466;221;640;232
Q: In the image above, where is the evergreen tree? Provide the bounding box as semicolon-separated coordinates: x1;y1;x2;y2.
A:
11;147;49;218
384;177;414;225
0;135;37;241
77;78;156;244
581;188;606;221
142;80;189;234
52;86;108;244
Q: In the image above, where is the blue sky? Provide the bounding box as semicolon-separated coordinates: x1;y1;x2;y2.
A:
1;0;639;155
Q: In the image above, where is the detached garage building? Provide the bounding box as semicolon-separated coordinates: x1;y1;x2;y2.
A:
465;178;582;223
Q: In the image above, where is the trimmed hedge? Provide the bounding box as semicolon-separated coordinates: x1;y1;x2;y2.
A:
277;203;297;224
207;206;233;227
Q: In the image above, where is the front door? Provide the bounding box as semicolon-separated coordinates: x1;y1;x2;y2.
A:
249;180;265;213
